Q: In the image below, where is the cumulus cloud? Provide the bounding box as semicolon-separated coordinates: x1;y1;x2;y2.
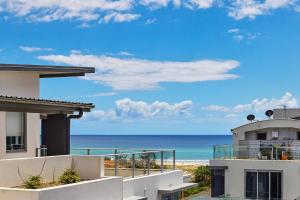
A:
37;53;239;91
19;46;53;52
85;98;193;121
233;92;298;112
228;0;296;20
204;92;298;114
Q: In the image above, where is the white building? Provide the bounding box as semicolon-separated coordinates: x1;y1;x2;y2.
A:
210;108;300;200
0;64;195;200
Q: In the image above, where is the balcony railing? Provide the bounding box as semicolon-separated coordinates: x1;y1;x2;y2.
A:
72;148;176;178
213;144;300;160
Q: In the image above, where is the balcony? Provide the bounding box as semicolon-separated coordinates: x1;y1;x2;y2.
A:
213;141;300;160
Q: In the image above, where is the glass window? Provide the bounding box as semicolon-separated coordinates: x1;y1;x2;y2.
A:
161;192;180;200
246;172;257;199
245;171;282;200
257;133;267;140
6;112;26;151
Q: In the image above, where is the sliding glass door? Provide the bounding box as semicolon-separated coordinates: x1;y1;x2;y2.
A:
245;171;282;200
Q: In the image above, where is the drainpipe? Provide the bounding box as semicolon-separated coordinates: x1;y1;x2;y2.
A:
68;109;83;119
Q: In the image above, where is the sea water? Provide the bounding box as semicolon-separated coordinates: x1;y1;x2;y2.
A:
71;135;232;162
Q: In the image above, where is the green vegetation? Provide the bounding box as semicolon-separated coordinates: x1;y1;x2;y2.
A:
24;175;43;189
59;169;81;184
184;166;211;198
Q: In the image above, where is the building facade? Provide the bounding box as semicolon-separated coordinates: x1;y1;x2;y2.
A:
210;108;300;200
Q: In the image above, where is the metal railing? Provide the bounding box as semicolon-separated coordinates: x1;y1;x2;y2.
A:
36;145;47;157
214;144;300;160
6;144;26;152
72;148;176;178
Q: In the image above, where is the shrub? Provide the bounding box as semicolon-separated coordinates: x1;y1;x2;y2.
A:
59;169;80;184
24;175;42;189
194;166;211;187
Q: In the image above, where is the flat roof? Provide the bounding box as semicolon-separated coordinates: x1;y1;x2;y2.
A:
0;95;94;114
0;63;95;78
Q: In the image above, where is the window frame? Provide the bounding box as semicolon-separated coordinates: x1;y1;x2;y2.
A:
244;169;283;200
6;112;27;153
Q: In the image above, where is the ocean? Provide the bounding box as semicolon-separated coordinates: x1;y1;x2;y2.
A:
71;135;232;161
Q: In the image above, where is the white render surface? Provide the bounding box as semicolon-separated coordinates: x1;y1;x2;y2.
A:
0;156;184;200
123;170;184;200
210;159;300;199
0;71;41;159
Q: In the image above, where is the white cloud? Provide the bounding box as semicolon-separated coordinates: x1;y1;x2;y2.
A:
184;0;214;9
118;51;134;56
145;18;157;25
85;98;193;121
203;92;298;114
228;0;295;20
227;28;260;41
139;0;170;9
0;0;133;23
227;28;240;33
100;12;140;23
202;105;230;112
19;46;53;52
37;53;240;91
0;0;298;23
233;92;298;112
85;92;118;97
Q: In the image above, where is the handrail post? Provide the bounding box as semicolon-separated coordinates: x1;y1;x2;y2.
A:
132;154;135;178
147;152;150;175
213;145;216;160
173;150;176;170
161;151;164;173
87;149;91;155
115;150;118;176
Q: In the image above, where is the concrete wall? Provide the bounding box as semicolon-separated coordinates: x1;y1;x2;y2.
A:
0;156;184;200
0;177;123;200
0;71;41;159
123;170;183;200
244;128;299;141
232;119;300;145
0;156;104;188
210;159;300;200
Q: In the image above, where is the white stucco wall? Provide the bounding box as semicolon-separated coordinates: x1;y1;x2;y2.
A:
0;71;41;159
210;159;300;200
0;156;104;188
123;170;184;200
0;71;39;98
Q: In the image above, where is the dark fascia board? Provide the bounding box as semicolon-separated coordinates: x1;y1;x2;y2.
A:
0;63;95;78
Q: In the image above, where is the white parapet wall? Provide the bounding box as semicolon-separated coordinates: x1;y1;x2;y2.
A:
210;159;300;199
0;155;104;187
0;177;123;200
123;170;184;200
0;156;185;200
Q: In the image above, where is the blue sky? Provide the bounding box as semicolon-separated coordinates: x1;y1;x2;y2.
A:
0;0;299;135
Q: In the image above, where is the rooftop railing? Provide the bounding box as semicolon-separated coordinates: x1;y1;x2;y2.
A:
213;144;300;160
72;148;176;178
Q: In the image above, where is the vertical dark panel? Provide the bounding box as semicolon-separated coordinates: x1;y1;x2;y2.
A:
42;114;70;156
271;172;282;199
246;172;257;199
258;172;269;199
211;169;225;197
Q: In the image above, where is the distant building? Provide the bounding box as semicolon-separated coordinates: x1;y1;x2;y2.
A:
210;108;300;199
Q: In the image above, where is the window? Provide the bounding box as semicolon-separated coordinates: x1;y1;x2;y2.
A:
161;192;180;200
6;112;26;151
211;169;225;197
245;171;282;200
297;132;300;140
257;133;267;140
